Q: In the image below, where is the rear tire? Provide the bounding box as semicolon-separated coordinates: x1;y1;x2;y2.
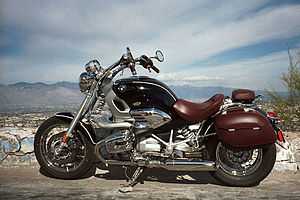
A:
211;142;276;186
34;117;94;179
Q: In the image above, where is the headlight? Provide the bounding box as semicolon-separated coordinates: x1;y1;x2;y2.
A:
85;59;104;73
79;72;95;93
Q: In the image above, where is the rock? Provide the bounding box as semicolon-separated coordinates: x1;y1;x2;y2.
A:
20;136;34;154
274;162;298;172
276;142;293;162
0;128;36;166
273;133;300;172
290;138;300;165
0;132;21;161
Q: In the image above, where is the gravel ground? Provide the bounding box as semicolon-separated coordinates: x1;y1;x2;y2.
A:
0;167;299;200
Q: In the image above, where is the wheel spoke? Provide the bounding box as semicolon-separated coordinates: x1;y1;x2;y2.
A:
216;143;263;177
40;123;87;173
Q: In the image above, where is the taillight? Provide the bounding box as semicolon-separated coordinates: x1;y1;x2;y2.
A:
276;129;285;142
267;111;282;124
267;111;277;118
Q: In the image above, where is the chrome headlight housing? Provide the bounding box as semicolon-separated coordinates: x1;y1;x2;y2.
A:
79;72;96;93
85;59;104;73
79;59;105;93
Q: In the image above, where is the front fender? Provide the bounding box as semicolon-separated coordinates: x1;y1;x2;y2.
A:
55;112;97;144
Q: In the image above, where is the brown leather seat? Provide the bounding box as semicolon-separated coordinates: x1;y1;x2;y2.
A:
232;89;255;103
173;94;224;123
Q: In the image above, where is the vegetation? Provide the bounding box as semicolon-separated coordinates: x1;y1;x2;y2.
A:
267;49;300;131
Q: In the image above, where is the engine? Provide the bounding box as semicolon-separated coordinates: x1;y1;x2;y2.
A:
104;129;133;154
136;137;161;152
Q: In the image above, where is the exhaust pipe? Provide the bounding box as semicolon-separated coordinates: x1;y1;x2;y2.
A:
105;159;216;172
160;160;216;171
95;142;216;172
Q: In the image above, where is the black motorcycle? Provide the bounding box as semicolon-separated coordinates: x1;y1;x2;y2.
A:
34;47;284;192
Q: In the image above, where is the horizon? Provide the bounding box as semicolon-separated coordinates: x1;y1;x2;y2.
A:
1;1;300;91
0;80;289;93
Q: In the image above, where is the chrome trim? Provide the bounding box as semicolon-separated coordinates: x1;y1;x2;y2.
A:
92;116;132;129
132;81;177;101
130;108;172;129
104;88;133;122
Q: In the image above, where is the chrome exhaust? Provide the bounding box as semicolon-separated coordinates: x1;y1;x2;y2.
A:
95;140;216;172
104;159;216;171
159;160;216;171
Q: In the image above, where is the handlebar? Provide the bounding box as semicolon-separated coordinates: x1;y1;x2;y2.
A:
151;65;160;73
121;47;160;75
101;47;161;81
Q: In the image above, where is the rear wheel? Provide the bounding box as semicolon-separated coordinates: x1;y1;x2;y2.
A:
211;142;276;186
34;117;94;179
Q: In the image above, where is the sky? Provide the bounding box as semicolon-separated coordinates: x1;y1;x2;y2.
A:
0;0;300;91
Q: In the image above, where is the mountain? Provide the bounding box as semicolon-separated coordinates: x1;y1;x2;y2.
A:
0;81;286;113
0;82;83;112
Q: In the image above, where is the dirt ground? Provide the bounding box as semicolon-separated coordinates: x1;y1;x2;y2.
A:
0;167;299;200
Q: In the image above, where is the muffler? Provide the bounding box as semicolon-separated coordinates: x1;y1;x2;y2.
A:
105;159;216;172
159;160;216;171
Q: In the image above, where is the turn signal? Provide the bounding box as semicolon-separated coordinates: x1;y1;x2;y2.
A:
277;129;285;142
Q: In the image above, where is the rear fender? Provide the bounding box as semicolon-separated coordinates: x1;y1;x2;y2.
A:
55;112;97;144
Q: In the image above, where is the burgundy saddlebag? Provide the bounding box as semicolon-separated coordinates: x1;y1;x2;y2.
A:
232;89;255;103
215;109;276;148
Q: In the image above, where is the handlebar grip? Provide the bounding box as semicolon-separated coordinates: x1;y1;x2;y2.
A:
151;65;160;73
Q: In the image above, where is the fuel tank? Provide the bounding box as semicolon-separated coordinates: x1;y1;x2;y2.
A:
113;76;177;115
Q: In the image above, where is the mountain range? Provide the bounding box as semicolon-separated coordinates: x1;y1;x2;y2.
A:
0;81;282;113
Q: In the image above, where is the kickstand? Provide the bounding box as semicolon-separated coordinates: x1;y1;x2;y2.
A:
119;167;144;193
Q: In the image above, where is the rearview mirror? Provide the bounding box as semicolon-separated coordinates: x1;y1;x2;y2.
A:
155;50;164;62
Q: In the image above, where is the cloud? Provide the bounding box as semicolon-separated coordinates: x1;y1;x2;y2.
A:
157;73;223;85
165;49;295;90
0;0;300;90
141;4;300;70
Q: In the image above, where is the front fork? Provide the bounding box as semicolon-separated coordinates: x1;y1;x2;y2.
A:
62;84;97;144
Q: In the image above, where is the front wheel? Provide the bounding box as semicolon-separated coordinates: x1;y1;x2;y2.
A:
34;116;94;179
211;142;276;186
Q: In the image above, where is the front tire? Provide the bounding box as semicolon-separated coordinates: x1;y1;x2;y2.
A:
34;116;94;179
211;142;276;186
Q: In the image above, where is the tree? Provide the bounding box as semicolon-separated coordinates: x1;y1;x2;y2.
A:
267;48;300;130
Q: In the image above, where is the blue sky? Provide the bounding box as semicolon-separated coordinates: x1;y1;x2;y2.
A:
0;0;300;90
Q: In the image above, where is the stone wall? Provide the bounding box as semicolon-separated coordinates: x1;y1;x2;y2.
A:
275;132;300;171
1;127;300;172
0;128;36;166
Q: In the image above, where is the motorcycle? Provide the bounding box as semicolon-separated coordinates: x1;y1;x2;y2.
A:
34;47;284;192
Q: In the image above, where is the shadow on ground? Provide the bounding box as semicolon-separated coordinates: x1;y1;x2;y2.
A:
94;167;222;186
38;164;223;186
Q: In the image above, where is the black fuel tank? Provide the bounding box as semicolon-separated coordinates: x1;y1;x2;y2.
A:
113;76;177;115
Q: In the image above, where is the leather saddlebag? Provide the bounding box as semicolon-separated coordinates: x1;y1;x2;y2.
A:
215;109;276;148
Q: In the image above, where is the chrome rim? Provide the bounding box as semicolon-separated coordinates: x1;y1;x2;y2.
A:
216;142;263;176
40;123;87;173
